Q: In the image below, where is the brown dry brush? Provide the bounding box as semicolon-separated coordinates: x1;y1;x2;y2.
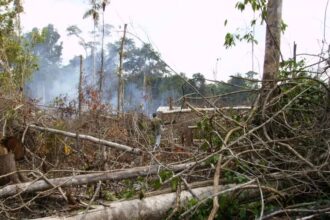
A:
0;98;194;218
178;75;330;219
0;73;330;219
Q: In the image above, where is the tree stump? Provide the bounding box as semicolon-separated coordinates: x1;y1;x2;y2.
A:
0;153;21;186
1;136;25;160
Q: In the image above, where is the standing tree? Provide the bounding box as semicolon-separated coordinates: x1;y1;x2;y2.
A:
117;24;128;116
260;0;283;101
83;0;100;87
99;0;110;98
0;0;36;95
24;24;63;103
225;0;283;105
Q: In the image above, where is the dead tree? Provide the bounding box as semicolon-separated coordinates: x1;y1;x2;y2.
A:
117;24;127;116
34;186;224;220
0;162;194;198
78;55;83;118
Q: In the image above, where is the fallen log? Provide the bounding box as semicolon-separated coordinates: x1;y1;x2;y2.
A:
34;185;236;220
0;162;194;198
29;124;141;154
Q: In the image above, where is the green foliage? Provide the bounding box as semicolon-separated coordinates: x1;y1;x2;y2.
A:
152;178;162;190
182;73;207;98
235;0;267;13
224;33;235;48
225;0;280;49
118;179;136;199
151;170;179;191
26;24;63;65
170;176;180;191
168;195;257;220
83;0;108;25
223;170;249;184
0;0;37;93
280;20;288;33
24;24;64;101
102;190;118;201
197;117;212;133
159;170;173;181
86;185;95;197
205;154;220;166
207;72;258;106
280;59;306;78
224;30;258;49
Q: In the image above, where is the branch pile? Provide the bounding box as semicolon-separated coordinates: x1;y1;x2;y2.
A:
0;75;330;219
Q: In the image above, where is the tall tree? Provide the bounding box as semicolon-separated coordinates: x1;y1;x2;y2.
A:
117;24;127;116
83;0;101;86
24;25;63;103
83;0;111;97
99;0;110;97
0;0;35;95
261;0;283;97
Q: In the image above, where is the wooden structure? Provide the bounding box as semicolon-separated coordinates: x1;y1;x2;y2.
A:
157;105;251;147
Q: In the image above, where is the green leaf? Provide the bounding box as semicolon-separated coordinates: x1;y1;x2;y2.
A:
224;33;236;48
170;177;179;191
235;2;245;11
280;20;288;33
251;19;256;26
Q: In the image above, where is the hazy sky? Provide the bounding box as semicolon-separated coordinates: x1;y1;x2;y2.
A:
21;0;330;81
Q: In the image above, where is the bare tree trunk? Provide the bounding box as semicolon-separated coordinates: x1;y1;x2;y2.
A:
143;67;149;115
35;186;227;220
99;7;105;96
261;0;283;98
117;24;128;117
78;55;83;118
28;124;141;154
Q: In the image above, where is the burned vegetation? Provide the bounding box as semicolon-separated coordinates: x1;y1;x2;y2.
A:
1;0;330;219
1;69;330;219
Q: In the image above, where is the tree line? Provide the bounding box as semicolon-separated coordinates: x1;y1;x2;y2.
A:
22;24;258;114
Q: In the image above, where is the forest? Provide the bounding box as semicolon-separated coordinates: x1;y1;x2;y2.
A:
0;0;330;219
23;24;257;114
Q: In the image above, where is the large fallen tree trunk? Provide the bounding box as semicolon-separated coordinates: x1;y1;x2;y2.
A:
0;162;194;198
29;124;141;154
34;185;236;220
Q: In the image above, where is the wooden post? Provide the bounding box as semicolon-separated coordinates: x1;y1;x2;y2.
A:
292;42;297;78
293;41;297;64
118;24;128;117
168;96;173;110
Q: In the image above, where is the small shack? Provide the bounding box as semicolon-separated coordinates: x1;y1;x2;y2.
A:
156;105;251;147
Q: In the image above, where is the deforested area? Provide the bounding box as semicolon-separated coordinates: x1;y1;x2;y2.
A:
0;0;330;219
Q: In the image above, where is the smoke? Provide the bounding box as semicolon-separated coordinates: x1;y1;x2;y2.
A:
25;59;80;106
23;25;182;115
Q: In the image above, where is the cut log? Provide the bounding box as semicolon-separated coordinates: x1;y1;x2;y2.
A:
0;162;195;198
29;124;141;154
0;153;20;186
34;185;235;220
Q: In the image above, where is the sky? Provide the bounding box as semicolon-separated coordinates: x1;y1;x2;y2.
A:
21;0;330;82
